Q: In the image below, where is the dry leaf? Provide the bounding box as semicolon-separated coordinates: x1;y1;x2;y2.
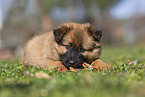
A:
82;63;90;69
69;67;79;72
82;62;94;70
35;71;51;79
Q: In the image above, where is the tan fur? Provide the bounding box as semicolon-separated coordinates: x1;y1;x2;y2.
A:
61;23;101;63
23;32;67;71
23;22;111;72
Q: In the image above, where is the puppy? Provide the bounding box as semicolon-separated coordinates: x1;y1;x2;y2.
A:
23;23;112;72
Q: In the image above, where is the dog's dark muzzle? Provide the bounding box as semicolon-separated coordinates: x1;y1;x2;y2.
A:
60;50;85;69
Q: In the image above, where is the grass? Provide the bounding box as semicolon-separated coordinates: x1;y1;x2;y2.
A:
0;45;145;97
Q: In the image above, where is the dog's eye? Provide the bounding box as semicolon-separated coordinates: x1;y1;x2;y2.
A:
86;49;93;51
69;43;72;46
65;45;70;49
81;48;85;52
82;48;93;52
60;43;70;49
65;43;73;49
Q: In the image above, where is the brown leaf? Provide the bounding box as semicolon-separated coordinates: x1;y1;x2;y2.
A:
69;67;79;72
82;62;94;70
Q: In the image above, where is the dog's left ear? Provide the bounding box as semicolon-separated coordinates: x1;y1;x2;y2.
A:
88;26;102;42
53;26;71;43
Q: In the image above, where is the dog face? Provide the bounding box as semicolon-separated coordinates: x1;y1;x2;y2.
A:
53;23;102;69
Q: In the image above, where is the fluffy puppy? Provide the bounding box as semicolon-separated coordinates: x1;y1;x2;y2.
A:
23;23;112;72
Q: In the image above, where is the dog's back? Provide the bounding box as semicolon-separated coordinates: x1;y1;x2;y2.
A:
23;32;53;66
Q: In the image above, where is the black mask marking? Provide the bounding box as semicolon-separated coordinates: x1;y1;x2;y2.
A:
60;44;86;69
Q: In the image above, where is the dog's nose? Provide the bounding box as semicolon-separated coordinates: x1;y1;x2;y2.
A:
69;60;75;65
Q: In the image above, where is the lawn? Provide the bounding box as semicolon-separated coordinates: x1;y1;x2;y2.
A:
0;45;145;97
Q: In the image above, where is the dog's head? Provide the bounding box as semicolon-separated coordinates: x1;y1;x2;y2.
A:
53;23;102;69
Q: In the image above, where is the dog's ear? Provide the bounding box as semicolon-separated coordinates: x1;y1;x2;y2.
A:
53;26;71;43
88;26;102;42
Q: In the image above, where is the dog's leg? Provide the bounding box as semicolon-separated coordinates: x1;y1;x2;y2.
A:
40;60;68;72
24;60;68;72
91;59;113;70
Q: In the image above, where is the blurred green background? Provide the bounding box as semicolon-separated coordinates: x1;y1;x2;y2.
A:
0;0;145;59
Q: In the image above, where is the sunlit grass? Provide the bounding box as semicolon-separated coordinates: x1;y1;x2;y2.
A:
0;45;145;97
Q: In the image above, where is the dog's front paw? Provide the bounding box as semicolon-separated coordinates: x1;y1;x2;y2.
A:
55;65;68;72
43;61;68;72
92;59;113;70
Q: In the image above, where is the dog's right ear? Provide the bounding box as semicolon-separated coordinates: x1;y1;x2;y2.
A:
53;26;71;43
88;26;102;42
